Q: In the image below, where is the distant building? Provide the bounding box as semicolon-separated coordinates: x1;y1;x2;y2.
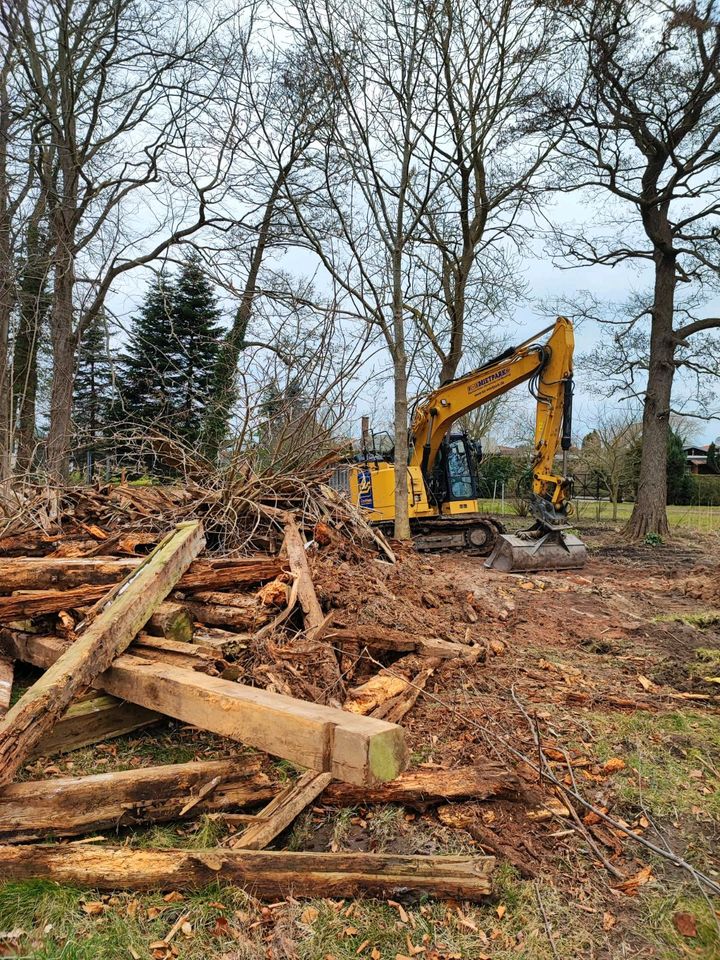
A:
684;444;714;474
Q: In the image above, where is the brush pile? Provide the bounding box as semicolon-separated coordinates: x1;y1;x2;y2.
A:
0;470;517;901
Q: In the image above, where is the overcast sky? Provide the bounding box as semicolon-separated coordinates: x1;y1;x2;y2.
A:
108;190;720;448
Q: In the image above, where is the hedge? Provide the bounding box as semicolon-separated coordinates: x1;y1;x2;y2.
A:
691;474;720;506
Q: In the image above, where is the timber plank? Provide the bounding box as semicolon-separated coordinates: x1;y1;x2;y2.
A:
0;556;282;592
0;845;495;899
30;694;160;757
0;521;205;786
0;759;275;842
0;630;407;785
231;770;332;850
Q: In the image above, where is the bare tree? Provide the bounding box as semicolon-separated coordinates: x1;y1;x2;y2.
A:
580;409;641;520
2;0;242;481
197;28;340;460
546;0;720;538
283;0;445;539
411;0;563;384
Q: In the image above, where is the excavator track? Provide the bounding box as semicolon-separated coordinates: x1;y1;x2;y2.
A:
408;514;505;556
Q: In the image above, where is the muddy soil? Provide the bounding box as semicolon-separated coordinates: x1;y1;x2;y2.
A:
310;528;720;882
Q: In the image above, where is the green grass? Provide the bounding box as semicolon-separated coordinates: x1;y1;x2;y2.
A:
587;710;720;818
0;867;595;960
0;870;717;960
644;888;720;960
476;498;720;530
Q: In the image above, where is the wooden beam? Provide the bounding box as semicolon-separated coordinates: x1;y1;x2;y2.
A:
0;556;282;592
0;759;275;842
0;521;205;786
281;515;342;700
329;626;479;660
322;762;520;809
0;844;495;900
147;602;194;643
231;770;332;850
1;630;407;786
132;634;227;675
0;656;13;717
30;693;160;757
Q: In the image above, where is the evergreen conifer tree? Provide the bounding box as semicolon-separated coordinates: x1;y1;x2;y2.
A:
119;260;222;456
119;273;178;431
72;312;116;479
172;254;222;447
707;442;719;474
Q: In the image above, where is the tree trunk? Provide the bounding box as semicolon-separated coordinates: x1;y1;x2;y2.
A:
392;353;411;540
626;253;676;540
204;167;289;461
0;63;12;485
13;197;48;475
46;277;77;482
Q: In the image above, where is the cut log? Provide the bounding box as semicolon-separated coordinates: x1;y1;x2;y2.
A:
0;521;205;786
329;626;479;660
184;598;274;631
132;634;227;675
371;664;437;724
345;655;439;718
0;844;494;899
1;630;407;785
0;655;13;717
0;758;275;842
0;584;111;621
231;770;332;850
322;762;520;809
147;602;194;644
0;556;282;593
281;515;342;701
30;693;160;757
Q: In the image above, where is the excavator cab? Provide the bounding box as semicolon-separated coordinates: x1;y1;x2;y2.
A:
427;432;482;507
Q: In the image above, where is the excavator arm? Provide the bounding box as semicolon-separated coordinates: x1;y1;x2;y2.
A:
409;316;576;525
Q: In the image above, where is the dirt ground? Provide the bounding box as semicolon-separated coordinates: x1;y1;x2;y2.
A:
2;525;719;959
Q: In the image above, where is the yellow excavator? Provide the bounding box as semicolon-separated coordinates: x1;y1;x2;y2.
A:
345;316;587;572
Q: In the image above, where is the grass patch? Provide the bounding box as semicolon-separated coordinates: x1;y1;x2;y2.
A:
587;710;720;818
643;886;720;959
294;864;595;960
653;610;720;628
0;881;265;960
475;499;720;530
689;647;720;680
0;870;714;958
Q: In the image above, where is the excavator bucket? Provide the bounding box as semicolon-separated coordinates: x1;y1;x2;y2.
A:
484;530;587;574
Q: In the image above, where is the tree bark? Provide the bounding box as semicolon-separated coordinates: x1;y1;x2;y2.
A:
0;844;495;899
0;521;204;785
392;355;411;541
14;203;49;475
0;758;274;842
0;59;13;485
626;252;676;540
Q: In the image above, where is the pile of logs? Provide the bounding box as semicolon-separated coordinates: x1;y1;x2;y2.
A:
0;488;516;901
